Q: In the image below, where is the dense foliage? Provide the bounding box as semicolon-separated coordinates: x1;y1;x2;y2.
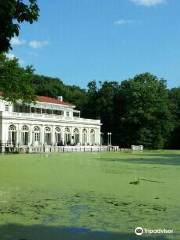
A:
0;0;39;52
0;54;36;103
0;55;179;149
81;75;178;149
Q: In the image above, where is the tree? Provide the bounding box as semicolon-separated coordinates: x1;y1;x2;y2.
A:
0;0;39;52
31;74;87;110
0;54;36;103
81;80;99;119
118;73;172;148
167;87;180;148
62;85;87;111
81;80;121;145
169;87;180;121
31;74;64;98
97;81;119;144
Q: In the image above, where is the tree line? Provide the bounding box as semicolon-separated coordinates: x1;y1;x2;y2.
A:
0;54;179;149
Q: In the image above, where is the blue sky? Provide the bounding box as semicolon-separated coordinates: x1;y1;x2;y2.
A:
9;0;180;88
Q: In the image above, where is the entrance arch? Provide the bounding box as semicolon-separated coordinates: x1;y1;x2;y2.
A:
8;125;17;146
33;126;40;146
64;127;71;145
21;125;29;145
55;127;62;145
44;127;51;145
90;129;95;145
73;128;79;145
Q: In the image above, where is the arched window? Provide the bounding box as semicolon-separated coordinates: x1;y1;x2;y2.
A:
34;126;40;132
64;127;71;145
55;127;61;132
22;125;29;131
90;129;95;145
55;127;62;145
8;125;17;145
21;125;29;145
44;127;51;145
82;129;87;145
73;128;79;145
9;125;16;131
33;126;40;145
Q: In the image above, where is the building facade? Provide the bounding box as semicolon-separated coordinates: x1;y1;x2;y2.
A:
0;95;101;151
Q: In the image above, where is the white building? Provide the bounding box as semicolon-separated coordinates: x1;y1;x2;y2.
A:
0;94;101;152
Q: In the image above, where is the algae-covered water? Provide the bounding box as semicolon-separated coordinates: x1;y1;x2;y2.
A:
0;151;180;239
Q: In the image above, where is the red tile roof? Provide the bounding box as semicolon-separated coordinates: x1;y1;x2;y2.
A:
0;92;74;107
36;96;73;106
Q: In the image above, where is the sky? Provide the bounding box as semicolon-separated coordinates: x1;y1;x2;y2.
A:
8;0;180;88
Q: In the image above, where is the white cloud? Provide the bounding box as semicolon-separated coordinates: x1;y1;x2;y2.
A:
29;40;49;49
114;19;134;25
10;37;49;50
130;0;166;7
5;53;25;65
11;37;26;46
5;53;16;59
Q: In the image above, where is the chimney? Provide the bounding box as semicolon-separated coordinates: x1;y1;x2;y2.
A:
57;96;63;101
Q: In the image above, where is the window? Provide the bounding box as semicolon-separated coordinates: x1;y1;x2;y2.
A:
36;108;41;114
42;109;47;114
64;127;71;145
34;126;40;132
13;104;19;112
24;105;30;113
21;125;29;145
73;112;80;117
9;125;16;131
66;112;70;117
33;126;40;144
46;109;52;115
5;105;9;111
8;125;17;145
55;127;62;145
44;127;51;145
90;129;95;145
73;128;79;145
35;132;40;142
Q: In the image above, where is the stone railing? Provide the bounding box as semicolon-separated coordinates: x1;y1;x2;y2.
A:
28;145;110;153
1;145;119;153
1;111;100;124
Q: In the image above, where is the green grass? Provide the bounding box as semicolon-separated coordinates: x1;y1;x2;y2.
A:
0;150;180;240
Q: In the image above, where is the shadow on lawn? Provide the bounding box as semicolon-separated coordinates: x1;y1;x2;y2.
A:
99;153;180;166
0;224;170;240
